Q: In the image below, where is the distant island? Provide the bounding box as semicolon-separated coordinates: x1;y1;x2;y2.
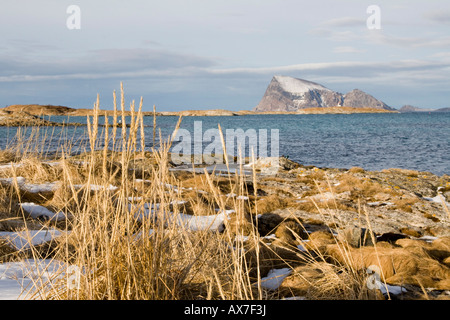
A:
399;105;450;113
254;75;396;112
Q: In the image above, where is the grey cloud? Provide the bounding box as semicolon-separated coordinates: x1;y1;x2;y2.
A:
424;11;450;24
309;28;362;42
309;16;366;41
2;46;448;93
87;48;215;71
371;33;450;48
311;25;450;48
207;59;450;79
320;17;366;28
332;46;365;54
0;47;216;81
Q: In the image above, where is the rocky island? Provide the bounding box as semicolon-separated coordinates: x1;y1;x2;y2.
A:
254;75;396;112
0;109;81;127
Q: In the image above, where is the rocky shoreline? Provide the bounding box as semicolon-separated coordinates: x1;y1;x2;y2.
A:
0;109;83;127
0;153;449;299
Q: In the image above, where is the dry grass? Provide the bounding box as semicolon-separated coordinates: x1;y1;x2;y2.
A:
334;173;398;200
0;238;18;263
294;198;354;214
393;197;420;213
0;150;17;163
348;167;365;174
254;194;292;215
296;168;327;186
383;168;420;178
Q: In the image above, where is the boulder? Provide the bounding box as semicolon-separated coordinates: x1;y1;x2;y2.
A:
224;212;255;236
278;263;329;297
257;213;284;236
377;232;408;244
302;230;336;255
325;244;450;289
274;220;308;245
242;243;297;280
340;226;377;248
244;157;300;175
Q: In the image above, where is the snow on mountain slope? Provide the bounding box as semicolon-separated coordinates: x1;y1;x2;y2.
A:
273;75;332;94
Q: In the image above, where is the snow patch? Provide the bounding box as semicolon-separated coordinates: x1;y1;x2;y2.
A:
297;240;309;252
23;182;59;193
129;202;233;232
0;177;26;186
274;75;331;94
376;281;407;295
418;235;438;242
0;177;59;193
260;268;292;290
0;229;63;251
0;163;25;171
0;259;68;300
423;194;450;206
20;203;69;222
73;184;118;192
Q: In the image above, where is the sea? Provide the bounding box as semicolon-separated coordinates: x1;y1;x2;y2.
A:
0;112;449;176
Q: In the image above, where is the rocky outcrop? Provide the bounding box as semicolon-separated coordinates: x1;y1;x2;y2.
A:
0;105;163;117
254;76;394;112
2;104;75;116
343;89;394;110
0;110;80;127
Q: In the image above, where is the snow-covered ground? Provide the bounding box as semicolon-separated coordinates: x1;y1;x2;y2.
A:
260;268;292;290
423;194;450;207
0;259;66;300
0;229;63;251
20;203;69;222
0;176;118;194
129;202;233;232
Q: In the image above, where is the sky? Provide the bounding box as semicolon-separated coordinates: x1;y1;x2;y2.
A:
0;0;449;111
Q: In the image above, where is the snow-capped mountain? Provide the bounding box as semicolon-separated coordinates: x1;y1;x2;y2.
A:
253;76;394;111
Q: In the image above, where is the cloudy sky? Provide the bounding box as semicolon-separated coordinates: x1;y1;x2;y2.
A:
0;0;449;111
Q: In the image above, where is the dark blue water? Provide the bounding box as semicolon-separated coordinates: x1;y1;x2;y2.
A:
0;112;449;176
